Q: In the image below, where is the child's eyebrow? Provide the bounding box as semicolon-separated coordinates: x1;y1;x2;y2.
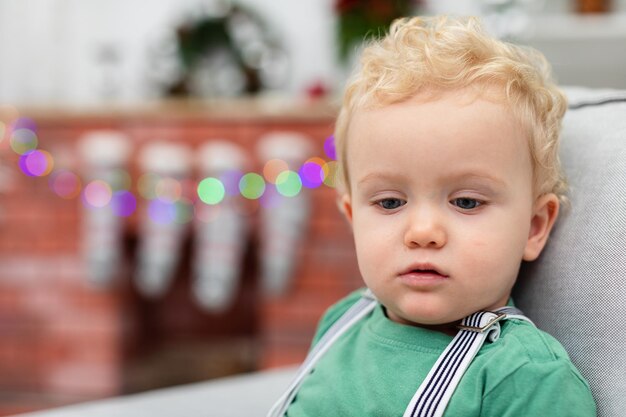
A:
356;172;506;187
447;173;506;185
356;172;406;186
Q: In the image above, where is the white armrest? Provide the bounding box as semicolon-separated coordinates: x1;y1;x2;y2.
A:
14;367;297;417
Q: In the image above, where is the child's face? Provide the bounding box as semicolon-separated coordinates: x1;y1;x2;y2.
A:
341;88;558;327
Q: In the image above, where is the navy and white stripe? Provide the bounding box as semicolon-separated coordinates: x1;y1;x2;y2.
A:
403;312;494;417
403;307;533;417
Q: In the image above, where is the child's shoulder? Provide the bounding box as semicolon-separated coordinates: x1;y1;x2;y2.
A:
480;318;591;393
497;319;574;364
476;320;596;414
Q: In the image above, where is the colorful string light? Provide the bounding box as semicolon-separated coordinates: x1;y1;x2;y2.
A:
137;172;160;200
299;157;326;188
259;185;282;209
197;177;226;205
110;168;132;192
324;134;337;160
173;199;194;224
148;199;176;224
49;170;82;199
322;160;338;188
275;170;302;197
18;149;54;177
3;112;340;223
83;180;113;208
263;158;289;184
111;190;137;217
220;170;244;196
239;172;265;200
155;176;183;203
10;128;38;155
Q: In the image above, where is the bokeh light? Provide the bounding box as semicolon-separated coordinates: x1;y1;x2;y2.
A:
322;160;338;188
239;173;265;200
147;198;193;224
263;158;289;184
83;180;113;208
5;116;345;217
10;128;38;155
220;170;243;196
110;168;132;191
49;170;82;199
197;177;225;205
275;170;302;197
324;135;336;160
148;199;176;224
259;184;282;209
137;172;160;199
299;157;326;188
173;198;194;224
18;150;54;177
111;190;137;217
155;176;182;202
12;117;37;131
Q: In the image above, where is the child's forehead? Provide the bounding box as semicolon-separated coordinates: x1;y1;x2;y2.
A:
347;87;533;179
362;85;512;113
349;86;526;149
351;88;513;133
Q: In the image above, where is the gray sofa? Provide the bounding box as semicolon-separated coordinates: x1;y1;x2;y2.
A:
514;86;626;417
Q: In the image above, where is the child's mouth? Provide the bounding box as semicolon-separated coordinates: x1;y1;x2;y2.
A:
412;269;438;274
407;269;445;277
399;264;449;286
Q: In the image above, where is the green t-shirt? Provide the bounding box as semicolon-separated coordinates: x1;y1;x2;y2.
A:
286;289;596;417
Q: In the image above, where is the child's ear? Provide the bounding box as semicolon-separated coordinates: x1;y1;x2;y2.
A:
523;193;560;261
338;194;354;225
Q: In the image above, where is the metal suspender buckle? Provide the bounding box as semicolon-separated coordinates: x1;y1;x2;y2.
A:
457;311;507;333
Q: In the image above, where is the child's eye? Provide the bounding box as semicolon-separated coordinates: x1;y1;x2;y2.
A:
376;198;406;210
451;197;483;210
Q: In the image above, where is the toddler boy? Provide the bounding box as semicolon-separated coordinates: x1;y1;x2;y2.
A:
269;15;596;417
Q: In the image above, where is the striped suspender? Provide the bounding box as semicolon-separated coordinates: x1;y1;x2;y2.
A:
266;291;533;417
403;308;532;417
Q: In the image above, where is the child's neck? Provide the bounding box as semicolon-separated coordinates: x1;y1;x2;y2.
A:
384;306;460;337
413;322;460;337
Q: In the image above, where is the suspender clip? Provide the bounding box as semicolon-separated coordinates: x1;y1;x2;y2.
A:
457;311;507;333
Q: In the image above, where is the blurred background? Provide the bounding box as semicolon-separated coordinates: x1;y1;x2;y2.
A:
0;0;624;414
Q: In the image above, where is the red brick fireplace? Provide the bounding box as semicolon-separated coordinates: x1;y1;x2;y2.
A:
0;100;361;414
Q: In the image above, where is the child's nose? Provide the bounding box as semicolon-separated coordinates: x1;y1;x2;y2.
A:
403;206;447;249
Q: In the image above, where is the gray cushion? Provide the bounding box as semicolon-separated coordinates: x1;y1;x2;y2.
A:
514;87;626;417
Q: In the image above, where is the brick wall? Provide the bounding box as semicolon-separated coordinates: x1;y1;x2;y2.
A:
0;164;129;412
0;102;362;414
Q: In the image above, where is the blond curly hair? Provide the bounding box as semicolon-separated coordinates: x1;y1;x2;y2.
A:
334;15;568;204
